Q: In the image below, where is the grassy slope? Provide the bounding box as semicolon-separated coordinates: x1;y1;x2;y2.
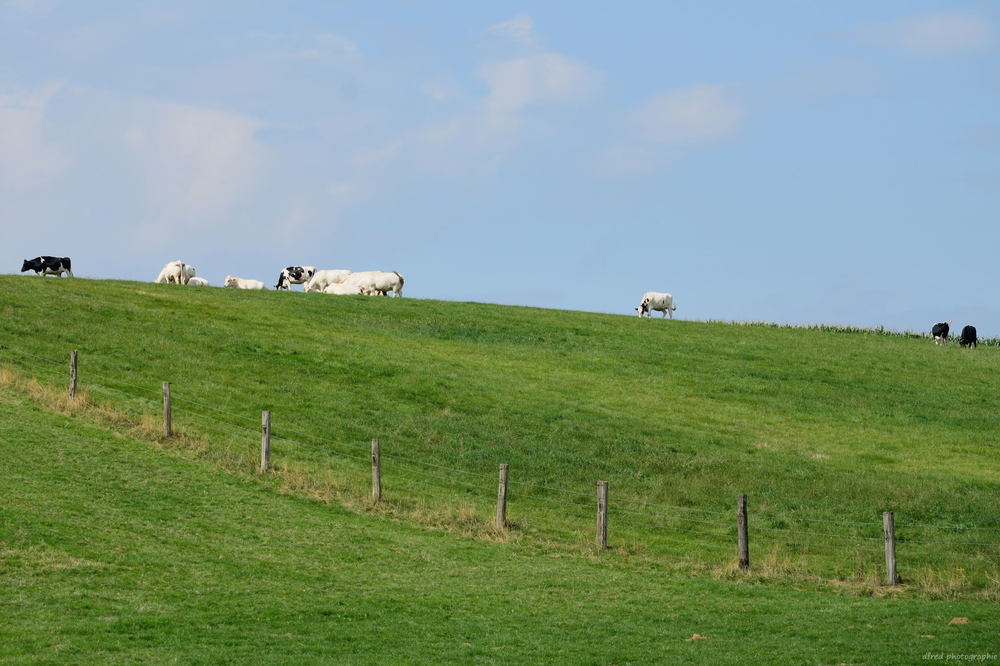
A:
0;276;998;593
2;384;998;664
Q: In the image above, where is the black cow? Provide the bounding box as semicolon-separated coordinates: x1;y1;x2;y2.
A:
960;325;978;348
931;322;950;345
21;256;72;277
275;265;316;290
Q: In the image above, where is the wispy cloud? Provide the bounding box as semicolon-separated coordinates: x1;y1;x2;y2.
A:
631;83;745;145
853;11;995;56
479;53;600;115
0;83;69;190
487;14;537;45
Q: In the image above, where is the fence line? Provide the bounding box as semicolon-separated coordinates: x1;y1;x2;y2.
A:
3;347;1000;578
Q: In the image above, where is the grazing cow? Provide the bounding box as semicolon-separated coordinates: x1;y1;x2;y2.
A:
304;269;352;293
21;256;72;277
931;322;950;345
323;281;364;295
635;291;676;318
960;325;978;348
154;260;196;285
224;275;266;290
186;277;209;286
275;265;316;290
343;270;405;297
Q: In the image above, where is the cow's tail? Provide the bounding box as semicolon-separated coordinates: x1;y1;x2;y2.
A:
394;271;404;297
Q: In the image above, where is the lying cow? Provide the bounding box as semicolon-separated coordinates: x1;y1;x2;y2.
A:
275;265;316;290
343;270;404;297
960;325;977;348
635;291;676;318
224;275;266;290
932;322;950;345
154;260;196;285
21;256;72;277
187;277;209;286
323;281;364;295
304;269;352;293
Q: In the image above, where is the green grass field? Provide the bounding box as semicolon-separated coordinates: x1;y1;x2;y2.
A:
1;276;998;662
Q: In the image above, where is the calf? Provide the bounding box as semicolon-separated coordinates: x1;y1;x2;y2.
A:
960;325;977;348
931;322;950;345
275;265;316;290
635;291;676;318
224;275;266;290
21;256;72;277
186;277;209;286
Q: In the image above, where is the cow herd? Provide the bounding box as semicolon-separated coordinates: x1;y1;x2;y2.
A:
148;260;405;297
11;256;991;346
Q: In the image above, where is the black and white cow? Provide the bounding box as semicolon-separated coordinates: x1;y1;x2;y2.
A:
931;322;950;345
960;325;978;348
275;265;316;290
21;256;72;277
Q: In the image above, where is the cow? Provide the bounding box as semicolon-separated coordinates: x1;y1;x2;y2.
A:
186;277;209;286
960;325;978;348
635;291;676;318
931;322;950;345
275;265;316;290
304;269;352;293
342;270;404;297
154;260;196;285
224;275;266;290
323;281;364;295
21;256;72;277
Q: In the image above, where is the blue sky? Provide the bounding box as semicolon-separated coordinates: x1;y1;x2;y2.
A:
3;1;999;334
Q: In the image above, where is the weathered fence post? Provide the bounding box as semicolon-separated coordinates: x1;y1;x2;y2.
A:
495;463;509;530
371;438;381;502
68;350;78;399
883;511;899;585
596;480;609;551
738;494;750;570
260;410;271;472
162;382;172;437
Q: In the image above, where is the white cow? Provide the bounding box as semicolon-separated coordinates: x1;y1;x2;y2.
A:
343;270;404;297
635;291;676;318
323;281;364;295
224;275;266;290
154;260;196;285
304;269;352;293
186;277;209;286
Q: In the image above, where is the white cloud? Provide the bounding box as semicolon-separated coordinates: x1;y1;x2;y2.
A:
124;100;265;225
479;53;600;114
487;14;536;44
0;83;69;190
854;11;995;56
631;83;745;145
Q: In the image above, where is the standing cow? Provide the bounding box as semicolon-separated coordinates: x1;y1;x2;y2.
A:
21;256;73;277
154;260;196;285
960;325;978;348
275;265;316;290
931;322;950;345
635;291;677;318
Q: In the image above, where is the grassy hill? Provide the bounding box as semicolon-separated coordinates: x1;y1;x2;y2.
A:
1;275;999;661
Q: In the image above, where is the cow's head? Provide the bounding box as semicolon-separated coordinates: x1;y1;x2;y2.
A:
635;299;650;316
223;275;237;288
20;259;31;272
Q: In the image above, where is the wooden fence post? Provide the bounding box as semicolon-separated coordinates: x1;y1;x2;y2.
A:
68;350;78;399
596;480;608;551
371;438;381;502
883;511;899;585
738;494;750;570
260;410;271;472
162;382;172;437
495;463;509;530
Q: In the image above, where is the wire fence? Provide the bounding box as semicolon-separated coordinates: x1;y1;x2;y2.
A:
1;344;998;588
